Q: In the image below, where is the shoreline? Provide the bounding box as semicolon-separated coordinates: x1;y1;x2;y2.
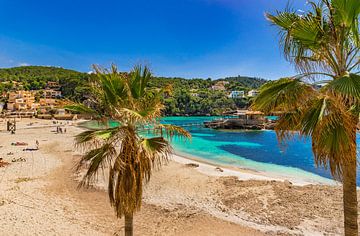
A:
171;152;337;186
76;118;337;186
1;118;355;235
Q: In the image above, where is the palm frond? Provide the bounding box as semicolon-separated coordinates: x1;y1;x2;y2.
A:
74;127;120;149
129;65;151;99
77;143;117;188
140;137;172;169
65;104;98;116
328;73;360;102
274;109;302;142
154;124;191;140
252;78;316;113
306;95;356;179
116;106;162;125
332;0;360;45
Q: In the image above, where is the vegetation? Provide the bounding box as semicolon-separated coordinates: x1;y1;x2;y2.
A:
149;75;265;90
0;66;266;115
0;66;91;101
253;1;360;235
147;76;265;115
66;65;190;236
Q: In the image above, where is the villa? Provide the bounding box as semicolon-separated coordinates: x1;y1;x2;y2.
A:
247;89;259;97
228;90;245;98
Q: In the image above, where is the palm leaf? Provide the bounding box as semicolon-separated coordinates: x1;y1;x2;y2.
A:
327;73;360;102
154;124;191;140
252;78;316;113
77;143;117;188
65;104;98;116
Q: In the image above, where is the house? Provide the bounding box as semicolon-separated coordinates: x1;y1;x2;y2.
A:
247;90;259;97
44;89;62;98
7;90;36;111
39;98;57;107
6;103;15;111
31;103;40;110
228;91;245;98
46;81;61;89
57;108;66;115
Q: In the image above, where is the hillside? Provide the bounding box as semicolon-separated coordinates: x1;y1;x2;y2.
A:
217;76;266;89
0;66;267;115
0;66;91;100
149;76;266;90
0;66;86;81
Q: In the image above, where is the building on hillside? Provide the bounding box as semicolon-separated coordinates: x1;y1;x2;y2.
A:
2;81;23;90
46;81;61;90
44;89;62;98
247;90;259;97
228;91;245;98
57;108;66;115
8;90;34;102
7;90;36;111
39;98;57;108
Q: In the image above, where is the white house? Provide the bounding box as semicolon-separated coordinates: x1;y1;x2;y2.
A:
228;91;244;98
247;90;259;97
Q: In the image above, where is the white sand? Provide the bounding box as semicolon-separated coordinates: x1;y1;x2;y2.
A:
0;118;358;235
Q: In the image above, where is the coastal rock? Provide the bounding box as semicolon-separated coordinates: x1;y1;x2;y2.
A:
215;167;224;172
185;163;199;168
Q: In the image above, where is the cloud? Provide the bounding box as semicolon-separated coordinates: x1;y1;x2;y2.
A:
18;62;30;66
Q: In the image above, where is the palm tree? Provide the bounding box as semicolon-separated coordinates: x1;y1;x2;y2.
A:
66;65;190;236
253;1;360;235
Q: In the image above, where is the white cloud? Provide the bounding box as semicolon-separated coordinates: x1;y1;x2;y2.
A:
18;62;30;66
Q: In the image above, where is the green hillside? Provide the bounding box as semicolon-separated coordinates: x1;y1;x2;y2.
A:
0;66;91;100
0;66;267;115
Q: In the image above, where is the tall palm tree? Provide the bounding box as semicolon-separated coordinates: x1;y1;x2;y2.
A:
66;65;190;236
253;1;360;235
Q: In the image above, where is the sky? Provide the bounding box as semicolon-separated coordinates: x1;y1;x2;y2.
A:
0;0;310;80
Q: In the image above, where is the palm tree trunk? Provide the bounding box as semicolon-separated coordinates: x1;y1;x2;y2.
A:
343;157;358;236
125;214;133;236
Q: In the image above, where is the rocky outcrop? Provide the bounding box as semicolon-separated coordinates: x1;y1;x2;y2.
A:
204;118;275;130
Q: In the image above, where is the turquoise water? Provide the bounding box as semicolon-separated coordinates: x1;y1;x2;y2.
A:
83;116;360;184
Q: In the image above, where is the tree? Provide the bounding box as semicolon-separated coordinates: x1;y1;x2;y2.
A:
253;1;360;235
66;65;190;236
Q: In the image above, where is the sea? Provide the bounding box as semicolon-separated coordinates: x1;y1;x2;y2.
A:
83;116;360;185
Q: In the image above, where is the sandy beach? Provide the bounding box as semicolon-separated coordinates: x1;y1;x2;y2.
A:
0;118;359;235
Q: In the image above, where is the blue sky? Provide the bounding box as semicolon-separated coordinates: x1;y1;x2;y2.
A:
0;0;309;80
